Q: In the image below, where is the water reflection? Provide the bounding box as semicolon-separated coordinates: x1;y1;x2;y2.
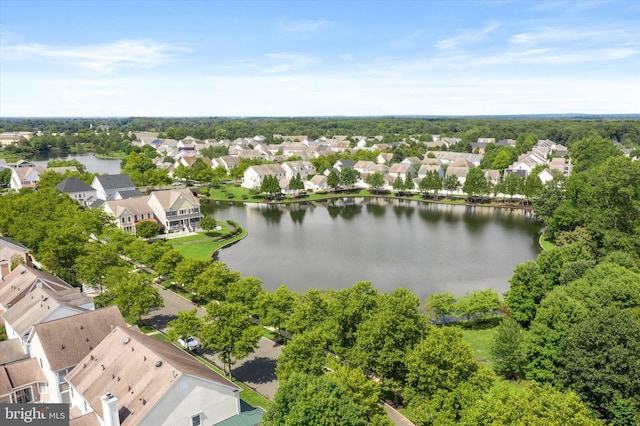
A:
213;199;542;299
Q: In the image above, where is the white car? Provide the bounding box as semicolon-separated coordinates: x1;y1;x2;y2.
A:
177;336;201;351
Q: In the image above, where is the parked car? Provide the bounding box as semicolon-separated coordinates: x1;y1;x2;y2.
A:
177;336;201;351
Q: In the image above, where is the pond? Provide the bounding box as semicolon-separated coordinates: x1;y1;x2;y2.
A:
204;198;542;299
32;152;121;175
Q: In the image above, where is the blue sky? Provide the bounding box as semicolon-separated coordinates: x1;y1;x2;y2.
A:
1;0;639;117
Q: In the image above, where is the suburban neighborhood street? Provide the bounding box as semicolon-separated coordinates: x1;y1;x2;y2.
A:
143;283;414;424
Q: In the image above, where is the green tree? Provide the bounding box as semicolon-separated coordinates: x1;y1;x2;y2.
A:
256;285;298;336
570;135;623;173
154;249;184;279
462;167;489;202
443;174;460;195
74;242;120;293
557;308;640;423
286;288;330;335
332;365;393;426
419;170;442;198
200;301;261;378
392;173;405;194
199;215;217;232
426;291;457;325
351;288;424;388
225;276;263;310
135;220;159;238
167;308;202;343
289;173;305;196
497;173;524;200
491;317;526;380
173;258;210;299
194;261;241;302
340;167;360;189
260;175;281;197
327;170;340;190
263;373;367;426
366;171;386;193
460;382;603;426
0;168;11;187
275;328;328;382
405;325;480;401
111;272;164;321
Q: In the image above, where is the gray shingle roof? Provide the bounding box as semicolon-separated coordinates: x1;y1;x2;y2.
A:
94;174;135;190
56;177;94;193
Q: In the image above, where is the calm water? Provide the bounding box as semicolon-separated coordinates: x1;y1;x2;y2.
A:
204;199;542;299
32;153;121;175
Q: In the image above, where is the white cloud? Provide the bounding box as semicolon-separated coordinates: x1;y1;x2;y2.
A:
262;53;316;73
1;39;184;72
435;22;500;50
281;19;331;32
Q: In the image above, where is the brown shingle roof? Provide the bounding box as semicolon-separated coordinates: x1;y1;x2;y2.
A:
0;358;46;396
66;327;239;425
0;338;28;365
1;287;89;337
147;188;199;210
0;264;71;309
32;306;127;371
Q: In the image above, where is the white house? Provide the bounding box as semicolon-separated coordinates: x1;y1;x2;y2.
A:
92;174;136;201
0;237;31;280
282;160;316;180
67;326;249;426
56;177;97;206
241;164;286;189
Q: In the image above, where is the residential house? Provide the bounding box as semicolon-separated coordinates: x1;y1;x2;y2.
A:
305;174;328;192
1;287;92;345
210;155;240;173
0;358;47;403
332;159;355;172
241;164;286;189
376;153;393;164
0;236;31;280
56;178;97;206
0;264;71;312
27;306;127;404
353;160;376;174
103;197;156;235
66;326;253;426
92;175;136;201
484;169;501;186
146;189;203;233
389;163;416;181
417;164;444;180
282;161;316;180
445;167;471;188
0;339;29;366
10;166;44;191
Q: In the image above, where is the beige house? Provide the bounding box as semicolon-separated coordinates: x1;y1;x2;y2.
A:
103;197;157;235
241;164;286;189
0;237;31;280
27;306;126;404
0;264;71;312
146;189;202;233
67;326;247;426
0;358;47;403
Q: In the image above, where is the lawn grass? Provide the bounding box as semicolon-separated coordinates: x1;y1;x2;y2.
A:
539;234;557;251
170;222;247;259
461;327;498;364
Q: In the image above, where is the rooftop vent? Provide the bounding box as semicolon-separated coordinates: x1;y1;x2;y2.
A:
155;361;162;368
123;337;130;345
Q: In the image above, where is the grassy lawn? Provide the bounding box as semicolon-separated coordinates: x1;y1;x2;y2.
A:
461;327;498;364
539;234;557;251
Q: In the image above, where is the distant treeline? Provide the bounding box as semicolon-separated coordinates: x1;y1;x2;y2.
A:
2;116;640;147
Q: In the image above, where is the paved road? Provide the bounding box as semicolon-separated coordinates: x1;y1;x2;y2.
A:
144;284;412;424
144;284;282;401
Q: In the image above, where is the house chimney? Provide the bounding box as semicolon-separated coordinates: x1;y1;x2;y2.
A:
101;393;120;426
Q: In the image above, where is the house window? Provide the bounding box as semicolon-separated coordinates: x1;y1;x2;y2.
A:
15;387;32;403
134;215;138;221
191;413;202;426
57;368;68;384
38;382;48;394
